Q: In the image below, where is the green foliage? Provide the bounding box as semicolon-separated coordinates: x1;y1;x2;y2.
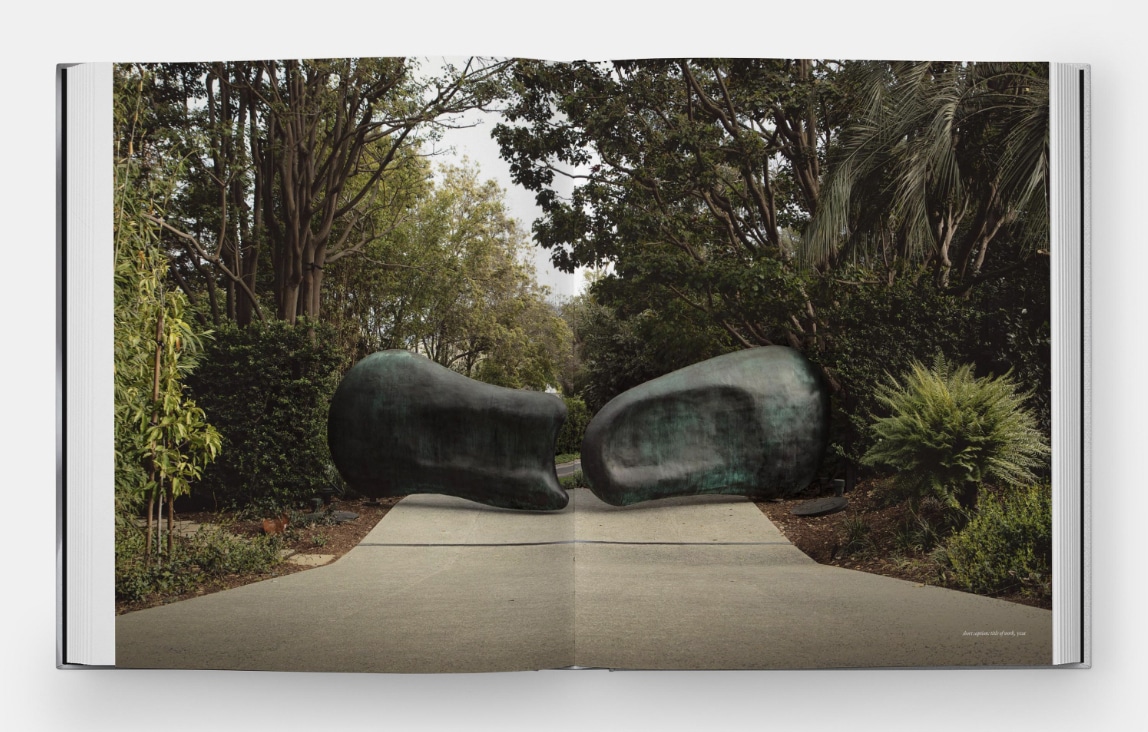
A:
559;470;589;489
862;357;1049;510
891;499;955;555
113;156;221;521
325;161;571;391
116;524;283;603
839;514;874;557
187;320;344;510
118;59;512;325
495;59;851;352
803;61;1049;283
555;397;590;456
811;275;982;468
571;293;734;413
938;484;1052;599
964;240;1052;433
808;256;1050;478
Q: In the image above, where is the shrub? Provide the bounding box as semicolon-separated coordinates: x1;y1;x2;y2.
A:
113;157;221;553
810;277;981;471
862;356;1049;511
555;396;590;456
187;319;344;510
892;500;953;555
560;470;589;489
938;484;1052;600
116;524;283;603
839;514;874;557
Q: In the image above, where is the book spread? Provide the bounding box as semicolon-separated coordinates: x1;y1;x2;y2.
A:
58;57;1090;672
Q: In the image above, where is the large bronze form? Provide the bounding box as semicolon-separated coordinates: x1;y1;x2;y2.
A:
581;347;829;506
328;350;569;511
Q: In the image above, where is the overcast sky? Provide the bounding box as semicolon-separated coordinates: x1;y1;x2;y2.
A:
420;57;585;301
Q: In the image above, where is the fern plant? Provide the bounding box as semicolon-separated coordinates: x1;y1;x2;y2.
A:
862;356;1049;511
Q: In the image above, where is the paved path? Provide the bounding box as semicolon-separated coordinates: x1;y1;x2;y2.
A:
556;459;581;479
116;489;1050;672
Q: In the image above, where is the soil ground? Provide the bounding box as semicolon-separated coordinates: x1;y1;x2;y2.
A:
755;480;1050;610
116;497;400;615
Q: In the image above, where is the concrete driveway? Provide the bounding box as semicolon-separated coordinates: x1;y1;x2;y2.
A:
116;489;1050;672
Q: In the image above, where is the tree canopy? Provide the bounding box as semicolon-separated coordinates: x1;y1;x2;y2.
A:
119;58;512;325
495;58;1051;469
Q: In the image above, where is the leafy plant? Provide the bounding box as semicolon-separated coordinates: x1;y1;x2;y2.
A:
892;504;951;555
839;514;874;557
559;470;589;489
116;523;283;603
555;397;590;457
186;319;343;511
114;153;221;561
937;483;1052;600
862;356;1049;511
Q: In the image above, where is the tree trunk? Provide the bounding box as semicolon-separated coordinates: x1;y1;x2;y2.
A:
144;493;154;565
145;308;165;563
155;488;164;560
166;483;175;555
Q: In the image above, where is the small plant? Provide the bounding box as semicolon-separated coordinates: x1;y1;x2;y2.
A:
839;514;873;557
862;356;1049;511
116;523;283;603
893;505;950;555
311;532;328;547
938;483;1052;600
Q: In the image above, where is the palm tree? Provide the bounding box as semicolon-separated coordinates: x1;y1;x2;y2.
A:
802;61;1049;292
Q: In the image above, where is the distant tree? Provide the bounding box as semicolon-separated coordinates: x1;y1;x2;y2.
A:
495;58;1050;480
495;58;858;350
118;58;512;325
325;161;571;390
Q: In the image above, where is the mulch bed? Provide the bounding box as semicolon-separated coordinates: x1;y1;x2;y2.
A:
755;480;1050;610
116;497;401;615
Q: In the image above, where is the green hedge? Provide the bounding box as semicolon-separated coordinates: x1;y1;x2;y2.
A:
939;483;1052;600
187;320;344;511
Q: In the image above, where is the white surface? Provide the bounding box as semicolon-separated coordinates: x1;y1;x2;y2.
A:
64;62;114;666
1049;62;1086;665
5;2;1143;731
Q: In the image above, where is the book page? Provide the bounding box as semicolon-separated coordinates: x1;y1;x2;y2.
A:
109;57;576;672
102;56;1070;673
118;496;575;672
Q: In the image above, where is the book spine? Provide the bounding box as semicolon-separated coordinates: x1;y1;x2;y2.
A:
61;62;115;667
1049;62;1089;667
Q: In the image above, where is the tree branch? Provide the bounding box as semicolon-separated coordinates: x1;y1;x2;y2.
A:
143;214;266;322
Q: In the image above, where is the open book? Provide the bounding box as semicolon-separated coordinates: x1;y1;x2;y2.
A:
59;58;1090;672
